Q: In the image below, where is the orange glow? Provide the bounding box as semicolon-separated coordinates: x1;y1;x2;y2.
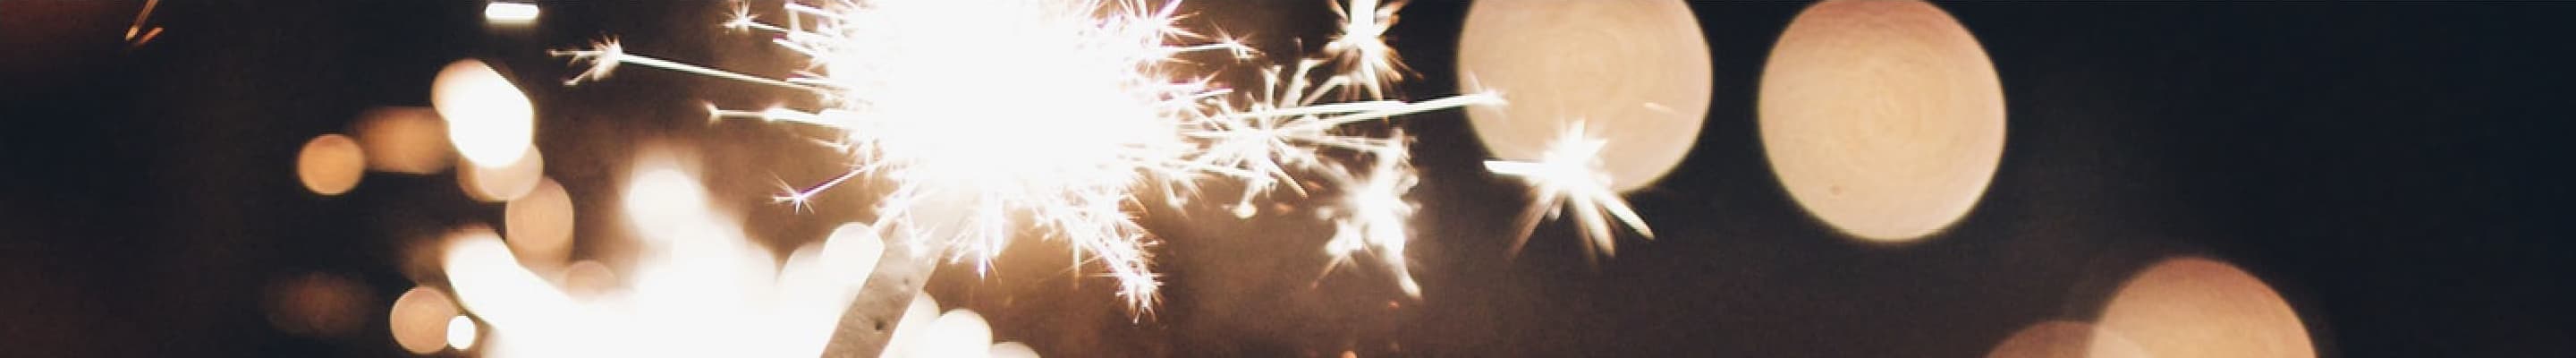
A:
352;107;455;175
460;146;545;202
296;133;366;195
1985;320;2149;358
261;272;370;338
2095;257;2314;358
389;286;461;354
1758;0;2005;243
505;177;575;268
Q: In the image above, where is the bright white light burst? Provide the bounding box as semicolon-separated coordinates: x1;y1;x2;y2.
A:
1325;0;1409;99
555;0;1496;311
1485;123;1655;260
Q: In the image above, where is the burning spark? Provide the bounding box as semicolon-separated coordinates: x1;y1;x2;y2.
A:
1325;0;1409;99
555;0;1492;311
1485;123;1655;260
1318;133;1421;297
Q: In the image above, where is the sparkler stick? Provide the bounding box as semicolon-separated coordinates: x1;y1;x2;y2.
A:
553;39;819;91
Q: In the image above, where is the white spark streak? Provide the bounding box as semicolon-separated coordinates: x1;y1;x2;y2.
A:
554;0;1491;312
1486;123;1655;260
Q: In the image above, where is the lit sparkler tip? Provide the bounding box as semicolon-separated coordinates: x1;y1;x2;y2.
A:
723;4;758;31
1324;0;1412;98
551;38;626;86
1487;123;1653;259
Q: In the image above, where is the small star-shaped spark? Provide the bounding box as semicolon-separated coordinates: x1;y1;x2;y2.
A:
1485;122;1654;260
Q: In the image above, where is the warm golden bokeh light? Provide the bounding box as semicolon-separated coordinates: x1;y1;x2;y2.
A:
2095;257;2314;358
990;342;1042;358
352;107;455;175
1456;0;1712;192
1759;0;2005;243
504;177;574;268
924;310;996;358
555;260;618;300
1985;320;2150;358
296;133;366;195
446;315;480;351
432;58;537;167
261;272;370;338
460;146;545;202
390;286;460;354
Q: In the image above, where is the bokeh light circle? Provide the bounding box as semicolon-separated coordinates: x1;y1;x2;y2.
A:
1457;0;1714;192
1758;0;2005;243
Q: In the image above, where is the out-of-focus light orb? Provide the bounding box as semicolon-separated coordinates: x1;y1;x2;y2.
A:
989;341;1041;358
446;315;479;351
555;260;618;300
432;58;537;167
1457;0;1712;192
483;2;538;24
924;310;995;358
880;294;943;358
261;272;370;338
505;177;574;268
2096;257;2314;358
297;133;366;195
622;161;710;229
390;286;460;354
353;107;454;175
1985;320;2150;358
461;146;545;202
819;223;886;287
1758;0;2005;243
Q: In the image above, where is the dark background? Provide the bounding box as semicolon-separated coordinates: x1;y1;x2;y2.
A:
4;1;2572;356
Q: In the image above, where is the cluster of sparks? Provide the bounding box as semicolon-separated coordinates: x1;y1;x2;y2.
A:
551;0;1645;312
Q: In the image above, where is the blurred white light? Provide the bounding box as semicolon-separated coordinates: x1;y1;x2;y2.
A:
447;315;480;351
432;59;537;167
485;2;539;24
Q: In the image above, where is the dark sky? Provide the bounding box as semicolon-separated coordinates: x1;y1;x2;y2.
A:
4;1;2572;357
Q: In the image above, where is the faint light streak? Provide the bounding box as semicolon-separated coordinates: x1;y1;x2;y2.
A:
123;0;162;48
484;2;541;24
554;0;1496;311
1485;123;1654;260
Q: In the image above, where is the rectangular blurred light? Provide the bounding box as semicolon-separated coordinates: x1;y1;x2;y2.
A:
484;2;539;24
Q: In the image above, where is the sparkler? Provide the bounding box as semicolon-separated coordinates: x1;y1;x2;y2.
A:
553;0;1499;311
1486;123;1655;260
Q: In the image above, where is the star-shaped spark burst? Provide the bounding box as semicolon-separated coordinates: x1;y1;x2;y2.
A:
1318;132;1421;297
1485;123;1655;260
1324;0;1410;99
551;0;1498;311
